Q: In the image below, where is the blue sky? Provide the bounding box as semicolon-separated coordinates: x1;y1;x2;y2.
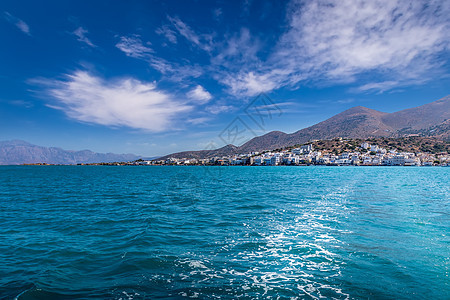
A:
1;0;449;156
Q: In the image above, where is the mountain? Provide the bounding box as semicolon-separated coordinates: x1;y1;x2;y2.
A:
381;96;450;138
237;106;392;153
161;95;450;159
0;140;139;165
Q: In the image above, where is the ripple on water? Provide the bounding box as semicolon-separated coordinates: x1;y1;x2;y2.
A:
0;166;448;299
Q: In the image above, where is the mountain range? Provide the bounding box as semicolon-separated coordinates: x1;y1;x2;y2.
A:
161;95;450;159
1;95;448;164
0;140;139;165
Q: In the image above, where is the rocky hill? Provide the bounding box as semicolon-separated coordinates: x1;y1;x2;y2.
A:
300;136;449;155
161;95;450;159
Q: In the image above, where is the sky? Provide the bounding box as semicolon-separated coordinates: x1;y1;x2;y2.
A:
1;0;449;157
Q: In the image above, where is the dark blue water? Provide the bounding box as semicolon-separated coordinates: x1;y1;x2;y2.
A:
0;166;448;299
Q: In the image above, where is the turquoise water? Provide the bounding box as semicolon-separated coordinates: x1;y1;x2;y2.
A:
0;166;448;299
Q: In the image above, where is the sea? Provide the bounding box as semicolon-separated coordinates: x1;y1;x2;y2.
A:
0;166;448;299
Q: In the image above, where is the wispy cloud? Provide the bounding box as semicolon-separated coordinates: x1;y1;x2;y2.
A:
116;34;203;82
187;85;212;104
5;99;34;108
168;16;213;52
221;71;277;96
73;27;96;47
253;101;295;110
210;28;268;96
3;12;30;35
216;0;450;95
212;28;260;69
279;0;449;81
155;25;177;44
187;117;211;125
34;71;192;132
116;34;153;57
336;98;355;104
213;8;223;20
116;1;449;99
357;81;400;93
205;104;235;115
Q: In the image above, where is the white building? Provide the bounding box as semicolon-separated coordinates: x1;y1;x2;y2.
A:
292;148;301;155
252;157;263;165
293;144;314;155
339;152;350;159
384;155;405;166
301;144;313;153
404;157;420;166
335;158;352;165
270;155;281;165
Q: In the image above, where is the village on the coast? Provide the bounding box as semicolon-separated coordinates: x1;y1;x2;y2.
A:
132;138;450;167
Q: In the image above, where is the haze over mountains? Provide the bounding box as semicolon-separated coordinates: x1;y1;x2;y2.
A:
0;140;138;165
162;95;450;159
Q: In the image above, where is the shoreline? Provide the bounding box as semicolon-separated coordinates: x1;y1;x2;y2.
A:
9;163;450;167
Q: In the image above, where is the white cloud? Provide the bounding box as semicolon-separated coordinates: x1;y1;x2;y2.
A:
115;35;153;58
168;16;213;52
155;25;177;44
205;104;234;114
210;28;275;96
221;71;278;96
111;1;449;99
187;85;212;104
3;12;30;35
16;20;29;35
187;117;211;125
276;0;449;89
357;81;400;93
212;28;260;69
116;34;202;82
284;1;448;77
73;27;96;47
39;71;192;132
215;0;450;95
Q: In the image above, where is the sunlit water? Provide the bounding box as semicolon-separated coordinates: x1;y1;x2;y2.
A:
0;166;448;299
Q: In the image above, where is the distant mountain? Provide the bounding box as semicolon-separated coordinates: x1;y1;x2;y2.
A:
0;140;139;165
161;95;450;159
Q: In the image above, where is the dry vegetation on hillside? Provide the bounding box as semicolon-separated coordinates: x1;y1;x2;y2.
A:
282;136;449;155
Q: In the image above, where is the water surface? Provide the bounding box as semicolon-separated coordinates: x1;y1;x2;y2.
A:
0;166;448;299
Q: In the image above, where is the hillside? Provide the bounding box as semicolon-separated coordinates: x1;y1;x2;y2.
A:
0;140;139;165
160;144;239;160
292;136;449;155
161;95;450;159
382;96;450;136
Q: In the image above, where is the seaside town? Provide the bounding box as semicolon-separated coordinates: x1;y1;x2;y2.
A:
25;137;448;167
117;138;449;167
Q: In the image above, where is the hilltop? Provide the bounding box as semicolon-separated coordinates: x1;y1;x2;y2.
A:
161;95;450;159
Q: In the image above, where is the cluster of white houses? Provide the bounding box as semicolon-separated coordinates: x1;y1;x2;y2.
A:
146;142;450;167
